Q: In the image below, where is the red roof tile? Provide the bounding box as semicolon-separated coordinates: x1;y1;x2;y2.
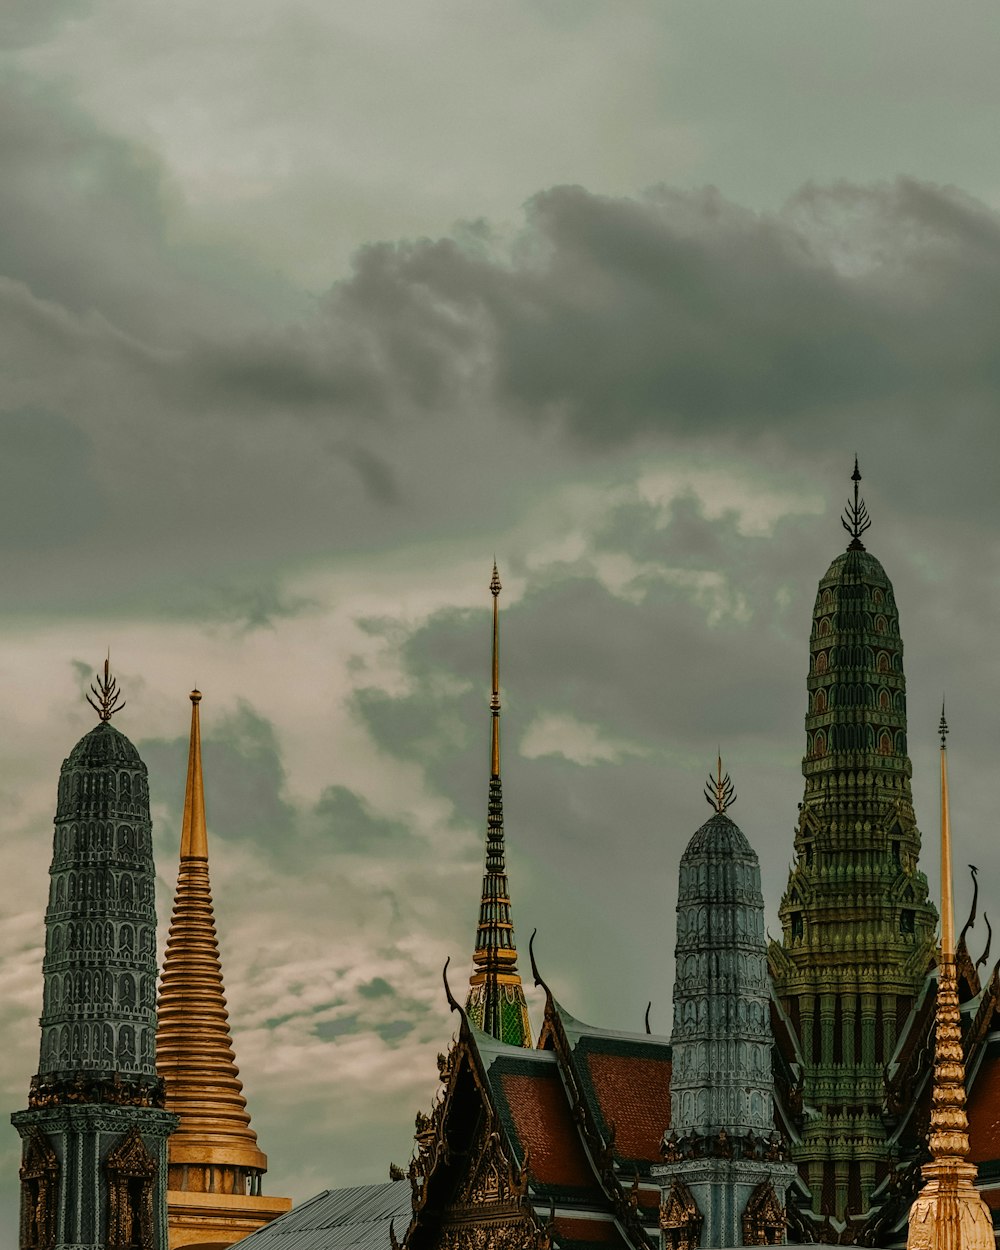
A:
969;1049;1000;1164
500;1070;597;1190
584;1052;671;1162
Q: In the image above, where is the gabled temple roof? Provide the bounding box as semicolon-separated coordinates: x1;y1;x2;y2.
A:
540;999;672;1180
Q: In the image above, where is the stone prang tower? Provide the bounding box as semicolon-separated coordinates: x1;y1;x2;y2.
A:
658;763;796;1249
11;663;176;1250
769;464;937;1232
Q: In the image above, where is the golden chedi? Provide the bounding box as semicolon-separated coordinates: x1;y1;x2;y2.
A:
157;690;291;1249
906;710;993;1250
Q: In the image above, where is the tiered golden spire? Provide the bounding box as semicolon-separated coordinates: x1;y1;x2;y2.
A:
465;564;532;1047
156;690;290;1248
906;707;993;1250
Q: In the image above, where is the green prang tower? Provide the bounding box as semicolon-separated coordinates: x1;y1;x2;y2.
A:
769;464;937;1235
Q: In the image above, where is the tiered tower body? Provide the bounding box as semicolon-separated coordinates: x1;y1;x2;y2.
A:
660;772;795;1248
465;565;532;1047
769;474;938;1230
156;691;291;1248
11;669;176;1250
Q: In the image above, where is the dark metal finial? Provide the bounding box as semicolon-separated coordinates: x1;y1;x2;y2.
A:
939;700;949;749
704;753;736;813
644;1002;652;1035
86;655;125;722
841;456;872;550
490;560;501;597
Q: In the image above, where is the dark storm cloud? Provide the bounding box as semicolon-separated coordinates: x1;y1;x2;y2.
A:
195;179;1000;445
314;785;418;854
0;73;295;343
0;409;105;548
141;702;295;862
0;0;89;50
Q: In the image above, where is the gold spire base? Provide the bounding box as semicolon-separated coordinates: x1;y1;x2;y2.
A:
166;1189;293;1250
906;1161;993;1250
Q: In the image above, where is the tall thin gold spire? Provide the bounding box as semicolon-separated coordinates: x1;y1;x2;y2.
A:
466;564;532;1048
906;707;993;1250
157;691;290;1247
180;689;208;860
490;561;501;778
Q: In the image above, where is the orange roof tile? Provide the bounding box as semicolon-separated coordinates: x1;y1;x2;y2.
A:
969;1048;1000;1164
500;1070;597;1190
584;1052;671;1163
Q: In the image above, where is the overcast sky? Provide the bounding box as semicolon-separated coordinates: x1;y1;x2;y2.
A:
2;0;1000;1230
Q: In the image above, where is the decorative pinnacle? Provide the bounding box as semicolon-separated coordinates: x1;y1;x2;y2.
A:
490;562;501;777
939;700;949;749
841;455;872;550
86;655;125;722
704;753;736;813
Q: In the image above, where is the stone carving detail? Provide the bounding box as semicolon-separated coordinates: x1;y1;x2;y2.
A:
19;1127;58;1250
106;1126;157;1250
742;1180;786;1246
659;1178;702;1250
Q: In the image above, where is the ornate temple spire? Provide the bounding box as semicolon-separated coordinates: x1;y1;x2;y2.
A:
156;691;290;1246
906;710;993;1250
11;664;176;1250
662;767;796;1248
465;564;532;1048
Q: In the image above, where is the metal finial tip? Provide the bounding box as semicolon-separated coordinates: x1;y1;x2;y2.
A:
490;562;501;596
190;688;202;704
704;756;736;813
939;700;949;747
852;455;861;482
86;657;125;723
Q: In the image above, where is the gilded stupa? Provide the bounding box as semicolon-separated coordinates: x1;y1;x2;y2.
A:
156;690;291;1248
906;710;993;1250
464;563;532;1047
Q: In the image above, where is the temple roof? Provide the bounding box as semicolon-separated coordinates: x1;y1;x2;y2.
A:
233;1181;412;1249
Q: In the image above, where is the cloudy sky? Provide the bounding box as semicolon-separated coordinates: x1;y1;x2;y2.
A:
3;0;1000;1229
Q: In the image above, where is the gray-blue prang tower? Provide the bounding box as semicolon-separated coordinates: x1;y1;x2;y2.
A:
11;662;176;1250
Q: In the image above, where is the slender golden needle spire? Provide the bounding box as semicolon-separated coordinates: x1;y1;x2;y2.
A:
466;563;532;1048
180;689;208;859
491;561;501;778
906;706;993;1250
157;690;290;1244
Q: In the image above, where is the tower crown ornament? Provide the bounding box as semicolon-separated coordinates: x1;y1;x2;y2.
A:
704;754;736;814
86;655;125;722
841;456;872;551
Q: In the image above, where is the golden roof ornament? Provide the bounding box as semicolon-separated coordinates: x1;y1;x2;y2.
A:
704;753;736;814
841;455;872;551
86;655;125;722
906;705;993;1250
